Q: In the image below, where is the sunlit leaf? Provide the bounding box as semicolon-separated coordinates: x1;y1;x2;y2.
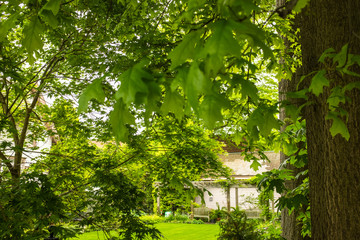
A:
161;90;185;120
23;16;44;60
115;61;152;105
233;75;259;103
230;20;273;59
168;30;203;69
250;160;261;171
199;94;230;129
78;78;106;113
203;20;241;58
110;99;135;142
0;12;19;42
185;62;210;110
248;105;279;138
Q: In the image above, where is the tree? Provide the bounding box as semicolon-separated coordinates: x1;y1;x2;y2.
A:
123;114;231;214
3;0;360;239
0;99;164;239
294;1;360;239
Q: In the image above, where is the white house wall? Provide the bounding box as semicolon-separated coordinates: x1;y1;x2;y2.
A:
196;185;259;210
194;151;281;211
220;151;280;176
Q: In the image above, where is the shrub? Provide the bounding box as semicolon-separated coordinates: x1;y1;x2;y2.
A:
191;219;204;224
139;215;164;224
174;214;190;222
218;208;259;240
164;214;175;222
256;218;285;240
210;204;226;221
185;219;204;224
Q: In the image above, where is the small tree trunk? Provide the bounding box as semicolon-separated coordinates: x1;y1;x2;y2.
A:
190;200;194;220
277;0;308;239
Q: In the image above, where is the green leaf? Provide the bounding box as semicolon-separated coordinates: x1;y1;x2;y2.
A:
42;0;62;16
199;94;230;129
204;54;223;78
309;70;329;96
218;0;258;16
230;20;273;59
287;89;309;100
250;160;261;171
333;44;348;67
318;48;336;63
143;81;161;120
0;12;19;42
115;61;151;105
248;105;279;137
39;9;59;28
23;16;44;60
343;81;360;92
261;107;280;136
185;62;210;111
293;0;310;13
110;99;135;142
284;102;299;122
161;90;185;120
168;30;202;69
78;78;106;113
343;68;360;77
233;75;259;103
325;113;350;141
202;20;241;58
233;131;243;145
327;86;346;110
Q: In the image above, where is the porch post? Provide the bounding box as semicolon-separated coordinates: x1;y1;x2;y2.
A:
235;187;238;207
226;186;231;212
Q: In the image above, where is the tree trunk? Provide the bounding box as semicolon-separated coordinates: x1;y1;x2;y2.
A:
298;1;360;239
279;75;307;240
277;1;308;239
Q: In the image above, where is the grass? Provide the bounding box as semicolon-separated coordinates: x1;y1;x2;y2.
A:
72;223;219;240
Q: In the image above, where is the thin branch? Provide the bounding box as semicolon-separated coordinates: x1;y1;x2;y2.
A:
0;150;13;172
152;0;174;34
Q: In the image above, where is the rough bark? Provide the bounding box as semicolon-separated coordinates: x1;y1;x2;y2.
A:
280;74;308;240
277;1;308;239
298;1;360;239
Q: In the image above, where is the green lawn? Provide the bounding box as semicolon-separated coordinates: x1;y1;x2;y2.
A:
72;223;219;240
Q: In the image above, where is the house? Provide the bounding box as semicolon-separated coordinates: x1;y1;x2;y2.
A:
193;150;281;217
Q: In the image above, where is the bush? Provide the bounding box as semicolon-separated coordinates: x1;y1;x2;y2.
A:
175;214;190;222
256;218;285;240
164;213;190;223
218;208;259;240
139;215;164;224
210;204;226;221
192;219;204;224
163;214;205;224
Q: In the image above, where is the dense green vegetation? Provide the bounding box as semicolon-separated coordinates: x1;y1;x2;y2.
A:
1;0;359;239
